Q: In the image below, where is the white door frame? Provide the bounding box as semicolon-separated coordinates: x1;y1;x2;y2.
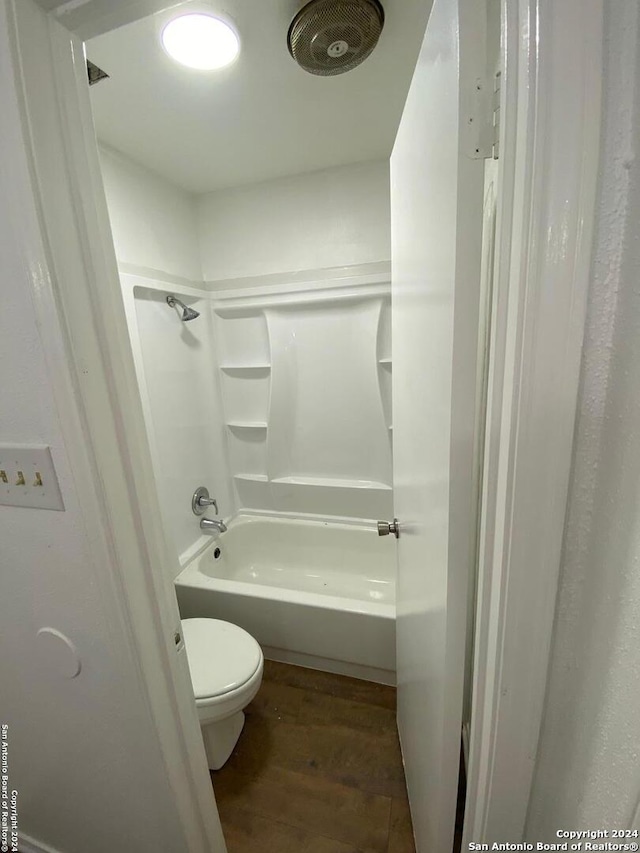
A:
9;0;603;847
5;1;227;851
464;0;603;842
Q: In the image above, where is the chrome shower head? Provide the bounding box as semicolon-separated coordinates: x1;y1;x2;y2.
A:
166;294;200;322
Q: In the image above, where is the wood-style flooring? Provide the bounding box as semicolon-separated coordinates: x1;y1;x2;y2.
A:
211;660;416;853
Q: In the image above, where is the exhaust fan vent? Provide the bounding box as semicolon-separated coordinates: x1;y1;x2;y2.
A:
288;0;384;77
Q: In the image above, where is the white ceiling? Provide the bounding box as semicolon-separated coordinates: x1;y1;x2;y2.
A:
87;0;430;193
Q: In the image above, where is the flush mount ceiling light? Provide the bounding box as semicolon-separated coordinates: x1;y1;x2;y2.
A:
161;13;240;70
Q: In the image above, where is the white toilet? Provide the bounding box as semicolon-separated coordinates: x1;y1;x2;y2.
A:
181;617;264;770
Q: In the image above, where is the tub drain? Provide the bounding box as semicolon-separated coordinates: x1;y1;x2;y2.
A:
213;547;221;560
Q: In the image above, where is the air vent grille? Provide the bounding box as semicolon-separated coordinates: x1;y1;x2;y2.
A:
288;0;384;77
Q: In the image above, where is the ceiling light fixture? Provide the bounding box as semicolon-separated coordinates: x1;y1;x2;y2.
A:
161;13;240;71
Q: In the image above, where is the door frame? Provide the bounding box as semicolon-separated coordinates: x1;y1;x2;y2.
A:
8;0;603;848
464;0;603;841
5;2;227;851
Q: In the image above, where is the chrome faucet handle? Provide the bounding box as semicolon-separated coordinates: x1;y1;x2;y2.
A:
192;486;218;516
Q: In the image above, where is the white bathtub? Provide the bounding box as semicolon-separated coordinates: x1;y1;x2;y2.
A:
175;513;397;684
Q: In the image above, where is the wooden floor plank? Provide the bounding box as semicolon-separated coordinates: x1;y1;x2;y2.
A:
297;686;397;734
388;798;416;853
246;678;304;723
218;803;367;853
213;662;416;853
214;764;391;852
229;713;407;798
262;660;396;710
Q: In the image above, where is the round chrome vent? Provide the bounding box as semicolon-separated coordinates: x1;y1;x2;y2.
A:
287;0;385;77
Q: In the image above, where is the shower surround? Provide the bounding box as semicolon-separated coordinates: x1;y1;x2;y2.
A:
125;267;396;681
103;148;396;681
212;273;393;520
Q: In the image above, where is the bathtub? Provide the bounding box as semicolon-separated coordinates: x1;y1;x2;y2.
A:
175;513;397;684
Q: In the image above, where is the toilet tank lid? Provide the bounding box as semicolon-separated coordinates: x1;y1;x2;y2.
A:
181;618;262;699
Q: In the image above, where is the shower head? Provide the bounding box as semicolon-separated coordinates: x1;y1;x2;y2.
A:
166;294;200;322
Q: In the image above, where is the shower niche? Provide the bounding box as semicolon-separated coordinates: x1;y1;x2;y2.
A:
213;280;393;520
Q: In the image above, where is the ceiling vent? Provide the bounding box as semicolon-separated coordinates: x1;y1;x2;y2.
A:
287;0;384;77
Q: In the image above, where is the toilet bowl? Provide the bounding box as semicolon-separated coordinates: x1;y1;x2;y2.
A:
181;617;264;770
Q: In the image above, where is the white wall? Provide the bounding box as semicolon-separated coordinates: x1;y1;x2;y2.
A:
99;144;202;282
0;8;192;849
197;160;391;283
526;0;640;834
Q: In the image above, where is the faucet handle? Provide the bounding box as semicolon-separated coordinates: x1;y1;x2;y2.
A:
192;486;218;516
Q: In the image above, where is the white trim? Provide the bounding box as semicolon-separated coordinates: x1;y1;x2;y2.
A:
119;266;390;305
18;833;63;853
115;260;392;295
204;261;391;293
210;269;390;303
118;261;204;290
224;507;387;528
7;2;226;851
212;281;390;314
122;271;207;300
464;0;603;842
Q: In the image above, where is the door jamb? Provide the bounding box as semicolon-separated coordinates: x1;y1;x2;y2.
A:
6;1;226;850
464;0;603;841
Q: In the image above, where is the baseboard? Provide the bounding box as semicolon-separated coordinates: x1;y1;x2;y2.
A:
18;832;64;853
263;645;396;686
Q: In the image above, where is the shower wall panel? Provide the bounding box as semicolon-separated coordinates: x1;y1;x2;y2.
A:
130;285;233;573
100;149;233;572
267;302;389;483
212;279;393;520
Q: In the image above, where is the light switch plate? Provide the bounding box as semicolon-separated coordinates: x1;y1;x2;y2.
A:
0;444;65;510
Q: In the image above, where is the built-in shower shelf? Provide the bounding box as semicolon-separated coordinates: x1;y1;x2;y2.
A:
220;363;271;373
234;473;269;483
233;473;391;490
378;358;392;367
227;421;268;430
271;476;392;491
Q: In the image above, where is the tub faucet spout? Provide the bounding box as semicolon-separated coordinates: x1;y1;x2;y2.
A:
200;517;227;535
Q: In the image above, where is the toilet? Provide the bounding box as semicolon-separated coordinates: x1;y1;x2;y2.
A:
181;617;264;770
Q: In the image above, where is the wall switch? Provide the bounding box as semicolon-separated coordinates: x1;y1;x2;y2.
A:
0;445;65;511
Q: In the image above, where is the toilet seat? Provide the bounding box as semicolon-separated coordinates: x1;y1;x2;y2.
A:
181;618;263;702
